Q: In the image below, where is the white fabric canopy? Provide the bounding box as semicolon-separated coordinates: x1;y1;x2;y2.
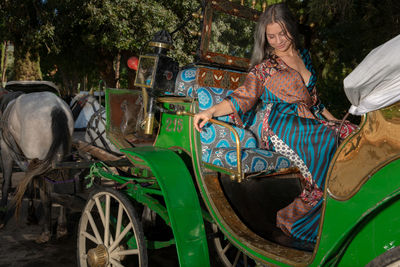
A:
344;34;400;115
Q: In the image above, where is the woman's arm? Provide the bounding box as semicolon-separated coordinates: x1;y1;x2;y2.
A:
194;70;263;132
193;100;233;132
321;107;339;121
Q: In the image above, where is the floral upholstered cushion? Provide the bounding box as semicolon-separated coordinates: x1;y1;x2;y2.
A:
174;67;294;173
197;87;262;146
174;67;198;97
202;148;292;173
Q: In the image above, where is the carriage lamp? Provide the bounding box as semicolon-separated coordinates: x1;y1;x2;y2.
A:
134;30;179;135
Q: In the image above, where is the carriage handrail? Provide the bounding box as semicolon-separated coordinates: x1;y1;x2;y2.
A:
176;110;243;182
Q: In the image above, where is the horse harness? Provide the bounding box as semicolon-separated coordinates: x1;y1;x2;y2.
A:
86;107;112;152
71;94;89;121
0;100;30;165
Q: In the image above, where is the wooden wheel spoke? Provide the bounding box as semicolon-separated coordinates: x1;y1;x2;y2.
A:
109;258;124;267
78;189;147;267
233;250;241;266
111;249;139;258
104;195;110;247
109;222;133;252
94;195;114;246
85;210;103;244
212;223;255;267
95;197;106;227
81;231;100;245
115;201;123;241
222;242;231;254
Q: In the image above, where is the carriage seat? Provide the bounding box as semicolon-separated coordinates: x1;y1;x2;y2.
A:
174;67;294;174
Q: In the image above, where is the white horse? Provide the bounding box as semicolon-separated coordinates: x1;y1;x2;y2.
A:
0;90;74;242
70;92;121;155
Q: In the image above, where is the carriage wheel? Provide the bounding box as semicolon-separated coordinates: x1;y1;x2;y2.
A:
77;187;147;267
367;246;400;267
212;224;256;267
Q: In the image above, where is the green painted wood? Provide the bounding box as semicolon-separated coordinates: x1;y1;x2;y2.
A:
154;102;192;152
121;146;210;267
314;159;400;266
187;97;400;266
102;93;400;266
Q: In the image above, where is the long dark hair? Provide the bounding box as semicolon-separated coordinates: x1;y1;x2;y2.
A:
249;3;301;69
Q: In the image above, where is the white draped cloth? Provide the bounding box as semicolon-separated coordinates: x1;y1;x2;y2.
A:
344;34;400;115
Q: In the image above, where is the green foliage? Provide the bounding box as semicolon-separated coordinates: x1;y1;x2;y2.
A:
0;0;56;80
0;1;55;50
285;0;400;118
0;0;399;110
0;0;201;91
61;0;200;89
210;12;255;58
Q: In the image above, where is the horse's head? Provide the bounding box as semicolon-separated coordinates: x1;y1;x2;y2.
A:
70;92;101;122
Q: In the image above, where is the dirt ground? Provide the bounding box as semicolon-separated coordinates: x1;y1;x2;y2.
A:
0;131;182;266
0;172;77;267
0;172;180;267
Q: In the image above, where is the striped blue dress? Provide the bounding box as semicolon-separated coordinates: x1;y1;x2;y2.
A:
226;49;337;243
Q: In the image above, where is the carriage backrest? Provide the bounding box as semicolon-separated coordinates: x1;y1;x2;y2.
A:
174;66;266;149
172;66;293;173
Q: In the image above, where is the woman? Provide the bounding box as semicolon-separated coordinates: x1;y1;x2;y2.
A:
194;3;354;243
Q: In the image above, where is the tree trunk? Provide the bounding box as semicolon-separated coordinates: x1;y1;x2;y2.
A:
115;51;121;89
97;50;116;88
83;75;88;91
121;50;137;89
13;44;42;81
1;41;8;87
127;69;137;89
59;67;80;97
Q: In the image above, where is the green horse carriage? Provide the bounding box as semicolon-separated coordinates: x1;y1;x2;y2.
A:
76;1;400;266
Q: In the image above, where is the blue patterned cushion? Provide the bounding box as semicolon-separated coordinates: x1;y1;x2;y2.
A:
197;87;263;148
174;67;197;97
202;148;292;173
173;67;293;174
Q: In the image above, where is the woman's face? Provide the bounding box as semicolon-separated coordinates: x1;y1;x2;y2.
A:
265;22;292;54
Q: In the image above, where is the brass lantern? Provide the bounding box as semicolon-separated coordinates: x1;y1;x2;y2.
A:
134;31;179;134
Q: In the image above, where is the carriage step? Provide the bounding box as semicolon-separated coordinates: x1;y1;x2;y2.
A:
53;158;131;169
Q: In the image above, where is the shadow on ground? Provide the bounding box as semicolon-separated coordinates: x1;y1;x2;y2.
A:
0;173;180;267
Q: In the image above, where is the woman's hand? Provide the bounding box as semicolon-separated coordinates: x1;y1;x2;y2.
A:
321;108;339;121
193;100;234;132
193;109;213;132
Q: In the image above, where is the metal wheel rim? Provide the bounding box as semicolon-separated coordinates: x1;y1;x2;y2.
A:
78;190;143;267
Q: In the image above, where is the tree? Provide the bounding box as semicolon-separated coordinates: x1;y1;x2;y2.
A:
1;41;7;86
0;0;200;92
2;0;398;103
0;0;58;80
296;0;400;117
46;0;200;90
